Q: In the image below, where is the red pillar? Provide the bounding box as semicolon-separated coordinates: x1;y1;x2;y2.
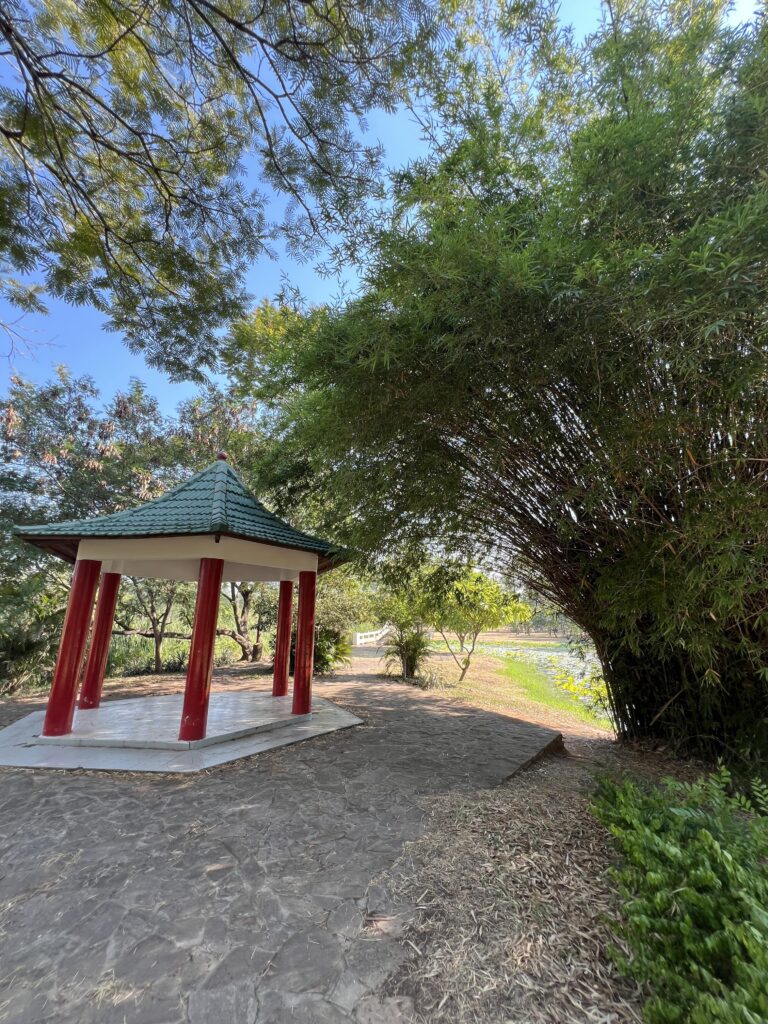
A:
292;570;316;716
78;572;121;710
272;580;293;697
42;559;101;737
179;557;224;741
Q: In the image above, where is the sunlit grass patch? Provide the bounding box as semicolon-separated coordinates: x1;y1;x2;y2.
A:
499;655;611;728
429;647;612;730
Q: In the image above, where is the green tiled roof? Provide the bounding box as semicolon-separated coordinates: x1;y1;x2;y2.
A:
15;459;341;564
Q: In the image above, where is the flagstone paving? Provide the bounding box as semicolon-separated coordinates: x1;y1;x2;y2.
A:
0;655;561;1024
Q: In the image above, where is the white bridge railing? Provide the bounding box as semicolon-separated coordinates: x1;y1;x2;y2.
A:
352;625;391;646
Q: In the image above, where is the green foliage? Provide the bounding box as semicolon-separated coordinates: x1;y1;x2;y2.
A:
106;634;238;676
220;581;277;661
376;583;434;679
0;573;66;694
289;626;351;676
382;624;433;681
238;0;768;763
313;629;352;676
312;568;371;674
115;578;190;673
552;665;613;723
375;575;430;630
286;569;369;676
0;1;434;373
2;369;178;519
422;561;530;679
593;768;768;1024
315;568;373;637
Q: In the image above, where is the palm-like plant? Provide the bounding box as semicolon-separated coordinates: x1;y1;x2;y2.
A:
382;624;433;680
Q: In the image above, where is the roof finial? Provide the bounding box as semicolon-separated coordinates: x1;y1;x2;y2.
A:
217;451;228;461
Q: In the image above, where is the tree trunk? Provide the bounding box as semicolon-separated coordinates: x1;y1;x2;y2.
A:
226;583;257;661
229;632;253;661
458;634;478;682
212;625;254;662
236;638;253;662
153;632;163;673
252;620;262;661
237;639;254;661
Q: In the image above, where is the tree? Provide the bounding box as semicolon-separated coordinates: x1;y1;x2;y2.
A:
111;580;279;672
115;578;186;674
0;0;434;372
1;368;179;517
422;564;529;681
315;567;372;637
233;1;768;762
0;369;181;687
174;386;267;470
219;582;276;662
0;548;67;694
377;588;433;680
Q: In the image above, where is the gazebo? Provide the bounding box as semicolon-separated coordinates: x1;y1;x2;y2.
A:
14;455;343;745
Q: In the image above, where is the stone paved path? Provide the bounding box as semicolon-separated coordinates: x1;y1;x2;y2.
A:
0;655;561;1024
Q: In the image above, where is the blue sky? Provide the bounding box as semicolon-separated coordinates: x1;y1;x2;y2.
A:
0;0;758;413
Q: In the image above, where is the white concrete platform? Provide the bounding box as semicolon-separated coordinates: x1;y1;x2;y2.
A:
0;691;362;773
36;692;308;750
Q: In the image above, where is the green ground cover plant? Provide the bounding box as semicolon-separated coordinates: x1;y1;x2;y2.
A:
593;768;768;1024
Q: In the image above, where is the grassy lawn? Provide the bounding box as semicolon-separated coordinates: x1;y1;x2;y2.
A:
431;648;611;731
499;655;609;727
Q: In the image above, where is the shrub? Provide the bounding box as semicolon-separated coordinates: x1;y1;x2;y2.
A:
289;627;351;676
552;664;613;724
382;624;433;680
592;768;768;1024
161;639;189;673
313;628;351;675
412;668;447;691
0;627;54;695
106;635;156;676
213;636;239;667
